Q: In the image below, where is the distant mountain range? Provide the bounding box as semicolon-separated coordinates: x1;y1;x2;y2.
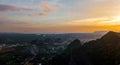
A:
0;31;107;44
44;31;120;65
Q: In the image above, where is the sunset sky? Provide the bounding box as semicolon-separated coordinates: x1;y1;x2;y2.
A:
0;0;120;33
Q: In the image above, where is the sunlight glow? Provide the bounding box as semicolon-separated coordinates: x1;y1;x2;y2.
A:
112;16;120;22
109;16;120;25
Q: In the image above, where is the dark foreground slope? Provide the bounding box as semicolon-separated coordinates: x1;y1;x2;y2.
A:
44;31;120;65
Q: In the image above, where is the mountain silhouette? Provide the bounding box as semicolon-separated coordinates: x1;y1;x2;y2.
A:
67;39;82;50
44;31;120;65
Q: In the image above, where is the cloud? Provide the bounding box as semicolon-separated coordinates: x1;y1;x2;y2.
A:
56;4;62;8
36;1;62;16
0;17;27;25
28;12;47;16
0;4;32;12
38;12;47;16
0;1;62;16
0;24;119;33
64;16;120;27
84;0;120;17
66;0;120;19
0;4;18;11
41;2;53;12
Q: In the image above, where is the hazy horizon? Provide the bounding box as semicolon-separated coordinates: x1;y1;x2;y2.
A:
0;29;118;34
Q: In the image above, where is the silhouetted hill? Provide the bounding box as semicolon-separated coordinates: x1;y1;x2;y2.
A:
45;31;120;65
99;31;120;43
67;39;82;50
43;39;82;65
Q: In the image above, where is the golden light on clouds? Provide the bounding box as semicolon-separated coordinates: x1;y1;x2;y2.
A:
110;16;120;24
0;0;120;33
65;16;120;26
59;16;120;32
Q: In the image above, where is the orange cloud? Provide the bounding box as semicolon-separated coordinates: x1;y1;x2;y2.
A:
41;2;53;12
38;12;47;16
1;24;119;33
87;0;120;17
36;1;62;16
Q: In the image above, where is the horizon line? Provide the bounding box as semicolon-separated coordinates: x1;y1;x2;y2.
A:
0;31;110;34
